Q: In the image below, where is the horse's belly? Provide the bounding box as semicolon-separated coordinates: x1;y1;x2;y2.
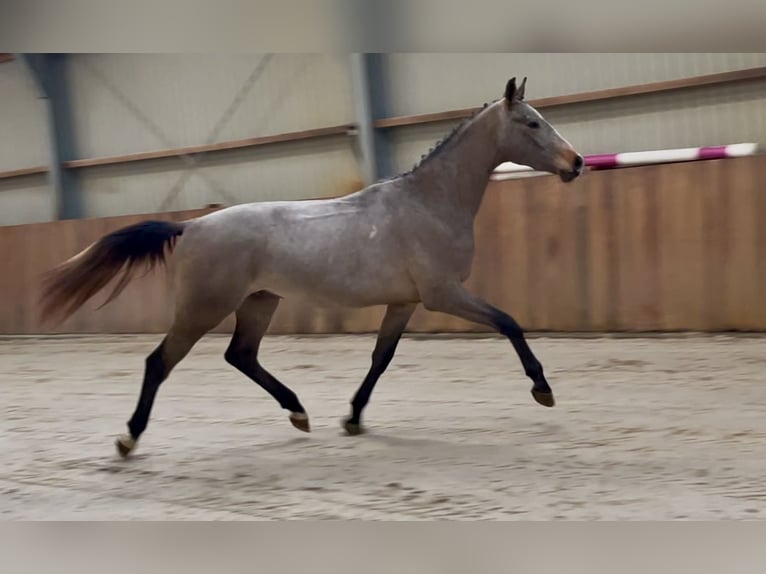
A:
256;262;419;308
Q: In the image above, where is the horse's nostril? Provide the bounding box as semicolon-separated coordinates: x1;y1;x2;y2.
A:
573;154;584;170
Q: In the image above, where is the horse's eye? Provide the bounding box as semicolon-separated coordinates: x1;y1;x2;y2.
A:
527;120;540;129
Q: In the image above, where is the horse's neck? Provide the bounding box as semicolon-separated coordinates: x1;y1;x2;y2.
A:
409;107;501;223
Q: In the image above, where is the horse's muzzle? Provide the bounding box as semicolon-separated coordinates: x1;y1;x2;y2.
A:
558;153;584;182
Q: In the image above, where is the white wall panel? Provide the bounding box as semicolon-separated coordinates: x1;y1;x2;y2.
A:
0;60;50;171
0;60;53;226
0;176;53;226
78;136;362;218
383;53;766;116
63;54;359;217
67;54;354;159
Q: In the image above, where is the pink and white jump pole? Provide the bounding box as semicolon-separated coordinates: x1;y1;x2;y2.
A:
491;142;760;181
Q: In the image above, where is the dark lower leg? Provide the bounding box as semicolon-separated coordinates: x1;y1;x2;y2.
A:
347;336;402;426
423;285;553;406
492;309;553;401
125;326;203;441
345;303;416;432
118;314;214;457
115;285;245;456
224;333;306;414
126;341;168;440
224;291;307;423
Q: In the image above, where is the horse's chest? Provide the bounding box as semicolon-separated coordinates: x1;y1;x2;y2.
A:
448;237;475;281
456;250;474;281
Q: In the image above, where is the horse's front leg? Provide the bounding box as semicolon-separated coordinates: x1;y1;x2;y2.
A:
420;282;554;407
343;303;417;435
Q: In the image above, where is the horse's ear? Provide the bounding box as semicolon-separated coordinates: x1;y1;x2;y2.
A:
504;76;527;104
517;76;527;100
504;77;517;101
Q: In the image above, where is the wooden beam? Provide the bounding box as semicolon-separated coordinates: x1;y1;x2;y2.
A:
0;125;354;181
374;66;766;129
64;124;355;169
0;166;48;180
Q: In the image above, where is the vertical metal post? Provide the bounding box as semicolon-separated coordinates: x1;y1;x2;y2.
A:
349;53;394;186
350;53;379;185
16;53;82;219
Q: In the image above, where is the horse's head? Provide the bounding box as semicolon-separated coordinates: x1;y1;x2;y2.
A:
496;77;584;183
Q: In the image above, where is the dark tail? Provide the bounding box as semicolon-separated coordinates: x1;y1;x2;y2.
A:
40;219;186;324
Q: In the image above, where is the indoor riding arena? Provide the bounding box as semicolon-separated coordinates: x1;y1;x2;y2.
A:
2;53;766;520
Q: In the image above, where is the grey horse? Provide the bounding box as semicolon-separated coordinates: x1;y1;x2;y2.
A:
40;77;584;457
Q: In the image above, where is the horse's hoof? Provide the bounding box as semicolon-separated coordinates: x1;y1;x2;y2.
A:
115;434;137;458
343;419;365;436
531;389;555;407
289;412;311;433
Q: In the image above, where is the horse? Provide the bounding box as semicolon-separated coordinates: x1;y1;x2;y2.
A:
40;77;584;458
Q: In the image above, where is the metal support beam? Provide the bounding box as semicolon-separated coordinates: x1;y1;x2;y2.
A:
349;53;394;186
17;53;82;219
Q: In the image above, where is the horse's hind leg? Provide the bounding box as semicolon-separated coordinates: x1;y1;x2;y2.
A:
116;295;239;458
224;291;309;432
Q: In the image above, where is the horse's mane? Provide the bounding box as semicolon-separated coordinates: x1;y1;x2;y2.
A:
385;100;496;183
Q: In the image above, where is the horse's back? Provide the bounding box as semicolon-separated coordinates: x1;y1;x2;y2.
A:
172;190;418;307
